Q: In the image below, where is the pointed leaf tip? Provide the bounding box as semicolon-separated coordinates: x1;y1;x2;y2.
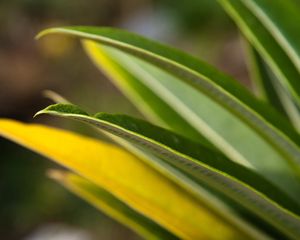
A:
35;28;61;40
35;103;89;119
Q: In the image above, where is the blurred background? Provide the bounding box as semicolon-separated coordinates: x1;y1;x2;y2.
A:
0;0;251;239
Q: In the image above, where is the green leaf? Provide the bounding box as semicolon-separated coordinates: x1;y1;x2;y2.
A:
245;43;286;114
36;26;300;188
218;0;300;114
0;119;257;240
37;103;300;239
240;0;300;75
271;84;300;133
245;42;300;132
83;41;300;201
48;170;178;240
81;42;212;147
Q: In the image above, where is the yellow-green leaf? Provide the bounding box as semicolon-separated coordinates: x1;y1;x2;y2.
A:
48;170;178;240
0;119;261;240
37;27;300;175
83;40;300;202
36;103;300;240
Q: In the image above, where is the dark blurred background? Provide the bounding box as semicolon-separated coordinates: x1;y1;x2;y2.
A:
0;0;250;239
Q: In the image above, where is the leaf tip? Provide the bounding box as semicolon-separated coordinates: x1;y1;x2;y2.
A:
35;29;52;40
35;27;66;40
33;109;47;118
33;104;58;119
34;103;89;119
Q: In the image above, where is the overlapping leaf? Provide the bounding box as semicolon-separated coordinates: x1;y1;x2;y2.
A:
82;40;300;202
37;27;300;196
0;119;259;240
81;42;211;146
246;43;300;131
219;0;300;111
36;103;300;239
241;0;300;73
245;44;286;114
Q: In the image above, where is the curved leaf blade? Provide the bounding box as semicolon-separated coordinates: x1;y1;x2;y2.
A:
245;43;286;114
241;0;300;74
245;43;300;132
37;103;300;239
83;41;300;202
49;170;178;240
81;41;211;146
0;119;259;240
37;26;300;178
218;0;300;114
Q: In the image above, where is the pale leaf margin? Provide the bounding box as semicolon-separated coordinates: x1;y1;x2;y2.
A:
241;0;300;74
36;26;300;173
0;119;262;240
218;0;300;115
36;103;300;240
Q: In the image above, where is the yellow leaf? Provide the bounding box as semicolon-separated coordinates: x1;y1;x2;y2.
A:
0;119;254;239
48;170;176;240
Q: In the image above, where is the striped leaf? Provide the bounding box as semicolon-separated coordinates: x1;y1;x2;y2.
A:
245;42;300;131
219;0;300;113
36;27;300;195
84;40;300;201
0;119;260;240
36;103;300;239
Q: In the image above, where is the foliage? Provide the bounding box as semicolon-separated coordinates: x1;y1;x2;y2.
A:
1;0;300;239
